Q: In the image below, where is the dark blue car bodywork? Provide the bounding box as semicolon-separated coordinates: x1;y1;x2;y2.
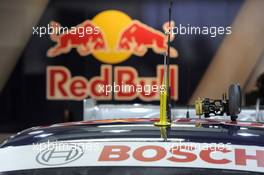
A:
1;118;264;148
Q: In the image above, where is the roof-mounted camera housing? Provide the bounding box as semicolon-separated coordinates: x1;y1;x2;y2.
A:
195;84;242;121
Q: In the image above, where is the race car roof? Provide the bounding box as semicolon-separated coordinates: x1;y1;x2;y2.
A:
1;118;264;148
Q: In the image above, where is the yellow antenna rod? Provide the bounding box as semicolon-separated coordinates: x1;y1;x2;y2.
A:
155;0;173;127
155;54;171;126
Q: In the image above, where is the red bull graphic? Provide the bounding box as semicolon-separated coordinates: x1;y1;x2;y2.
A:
47;20;107;57
117;20;178;57
46;10;179;101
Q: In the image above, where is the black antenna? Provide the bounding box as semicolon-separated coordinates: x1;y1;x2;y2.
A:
186;67;190;118
166;0;173;123
154;0;174;128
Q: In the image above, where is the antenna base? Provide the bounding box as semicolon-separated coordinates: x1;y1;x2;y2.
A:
154;121;171;126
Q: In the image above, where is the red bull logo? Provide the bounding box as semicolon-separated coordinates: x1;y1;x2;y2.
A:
46;10;179;101
47;10;178;63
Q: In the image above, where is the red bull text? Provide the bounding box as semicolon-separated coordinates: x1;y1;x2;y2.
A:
47;65;178;101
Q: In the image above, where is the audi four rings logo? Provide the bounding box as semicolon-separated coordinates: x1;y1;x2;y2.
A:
36;144;84;166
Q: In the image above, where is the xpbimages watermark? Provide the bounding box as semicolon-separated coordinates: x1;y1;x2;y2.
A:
167;24;232;37
33;22;231;38
32;22;100;37
98;82;167;95
32;140;232;152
